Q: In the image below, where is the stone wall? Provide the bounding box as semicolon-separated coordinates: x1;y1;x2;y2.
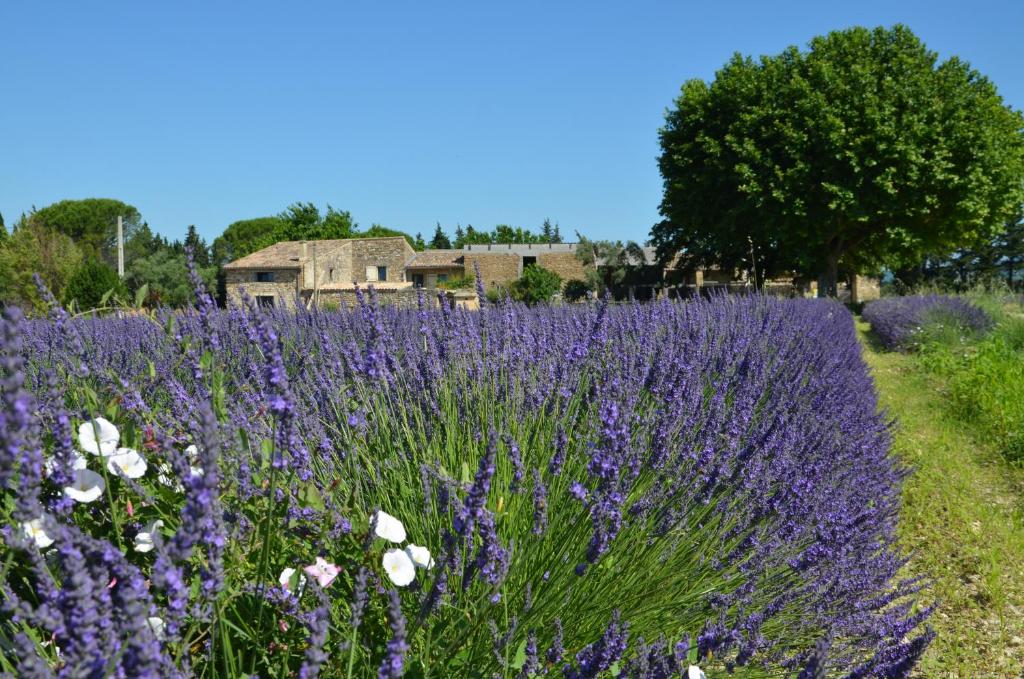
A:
851;275;881;303
308;241;353;288
332;287;421;310
225;268;301;309
349;238;415;284
537;252;588;284
463;253;521;290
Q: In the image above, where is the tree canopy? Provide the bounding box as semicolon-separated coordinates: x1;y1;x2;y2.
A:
429;222;452;249
27;198;143;267
652;25;1024;295
210;203;359;265
0;219;83;309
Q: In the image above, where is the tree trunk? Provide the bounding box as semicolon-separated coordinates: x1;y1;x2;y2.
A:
817;253;840;298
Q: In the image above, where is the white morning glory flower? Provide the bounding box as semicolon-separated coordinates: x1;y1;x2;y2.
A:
43;454;88;477
133;519;164;553
405;544;434;569
147;616;165;641
382;548;416;586
373;510;407;543
63;468;106;503
185;445;204;477
106;448;147;479
688;666;706;679
21;516;55;549
77;417;120;456
156;463;182;491
279;567;308;593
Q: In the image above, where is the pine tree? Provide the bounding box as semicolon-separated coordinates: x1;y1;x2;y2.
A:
541;218;554;243
430;222;452;249
454;224;465;245
414;232;427;250
184;225;210;267
552;223;563;244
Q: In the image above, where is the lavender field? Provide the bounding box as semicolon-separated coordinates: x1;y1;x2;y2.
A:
0;285;933;678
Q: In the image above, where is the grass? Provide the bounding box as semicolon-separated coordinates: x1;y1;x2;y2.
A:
858;319;1024;676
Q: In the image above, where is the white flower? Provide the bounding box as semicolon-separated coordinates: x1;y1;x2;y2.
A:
688;666;706;679
63;468;106;503
78;417;120;456
44;454;88;477
185;445;204;477
279;567;308;592
21;516;55;548
373;510;407;543
106;448;148;479
382;548;416;586
133;520;164;553
146;616;165;641
405;544;434;569
156;463;182;491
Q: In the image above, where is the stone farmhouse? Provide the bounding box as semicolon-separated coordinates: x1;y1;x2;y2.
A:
223;236;879;309
223;237;589;309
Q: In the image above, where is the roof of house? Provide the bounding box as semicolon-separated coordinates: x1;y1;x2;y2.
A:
223;237;411;270
407;250;465;269
223;241;308;270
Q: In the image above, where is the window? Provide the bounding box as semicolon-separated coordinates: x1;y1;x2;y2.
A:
522;256;537;269
255;271;275;283
437;274;448;283
412;273;425;288
365;265;389;282
256;295;275;308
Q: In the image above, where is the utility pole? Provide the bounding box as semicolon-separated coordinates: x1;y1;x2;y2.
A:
117;215;125;278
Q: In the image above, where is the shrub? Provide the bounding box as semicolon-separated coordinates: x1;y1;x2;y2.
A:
436;275;474;291
862;294;993;350
63;259;127;311
0;291;931;677
919;311;1024;465
563;279;592;303
510;265;562;305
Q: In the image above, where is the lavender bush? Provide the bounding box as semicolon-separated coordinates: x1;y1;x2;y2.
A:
0;282;931;677
862;295;993;351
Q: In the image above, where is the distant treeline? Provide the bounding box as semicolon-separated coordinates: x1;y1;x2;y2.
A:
0;198;565;311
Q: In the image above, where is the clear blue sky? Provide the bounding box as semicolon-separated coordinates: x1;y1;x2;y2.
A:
2;1;1021;246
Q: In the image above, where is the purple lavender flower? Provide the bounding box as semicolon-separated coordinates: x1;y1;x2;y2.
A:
298;585;331;679
531;468;548;535
378;590;409;679
564;611;629;679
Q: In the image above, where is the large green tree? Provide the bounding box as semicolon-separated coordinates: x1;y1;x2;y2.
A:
652;25;1024;295
27;198;143;267
126;248;217;307
575;234;646;293
0;219;83;308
